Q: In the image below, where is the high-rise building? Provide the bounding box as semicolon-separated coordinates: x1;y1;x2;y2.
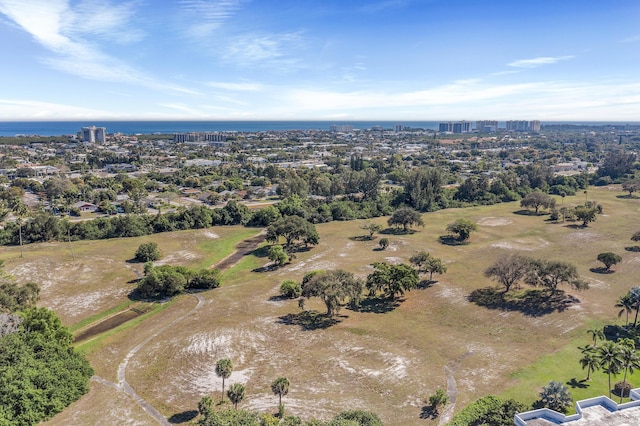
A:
439;121;471;133
506;120;541;132
329;124;354;132
81;126;107;143
476;120;498;132
173;132;227;144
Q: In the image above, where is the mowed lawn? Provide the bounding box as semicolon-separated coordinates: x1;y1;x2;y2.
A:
9;186;640;425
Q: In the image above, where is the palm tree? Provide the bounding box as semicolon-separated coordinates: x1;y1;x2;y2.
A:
587;327;605;347
215;358;233;402
630;287;640;327
598;341;623;398
270;377;290;410
539;381;572;413
227;383;245;409
12;201;28;258
579;346;600;381
616;294;635;327
618;339;640;402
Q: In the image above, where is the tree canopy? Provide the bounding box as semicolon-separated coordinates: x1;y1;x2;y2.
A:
0;307;93;425
387;207;424;232
446;218;478;242
302;270;363;316
525;259;587;294
520;191;556;214
266;216;319;248
366;262;419;300
134;242;160;262
484;254;531;293
597;252;622;271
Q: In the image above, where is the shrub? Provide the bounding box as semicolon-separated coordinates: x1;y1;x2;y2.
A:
538;380;572;413
379;238;389;250
280;280;302;298
615;380;632;398
188;269;221;290
134;242;160;262
428;388;448;412
448;396;527;426
268;245;289;266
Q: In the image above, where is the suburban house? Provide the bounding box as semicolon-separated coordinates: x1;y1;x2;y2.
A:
72;201;98;213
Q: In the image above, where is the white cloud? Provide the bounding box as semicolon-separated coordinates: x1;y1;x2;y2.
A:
179;0;248;39
0;0;195;94
508;56;574;68
271;79;640;121
0;98;114;119
206;81;265;91
67;0;143;43
223;32;305;70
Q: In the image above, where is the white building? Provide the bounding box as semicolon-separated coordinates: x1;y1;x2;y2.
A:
81;126;107;143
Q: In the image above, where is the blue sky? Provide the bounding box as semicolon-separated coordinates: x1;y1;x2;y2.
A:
0;0;639;121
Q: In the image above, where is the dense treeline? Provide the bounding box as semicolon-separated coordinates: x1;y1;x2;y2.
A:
0;194;393;246
0;147;626;248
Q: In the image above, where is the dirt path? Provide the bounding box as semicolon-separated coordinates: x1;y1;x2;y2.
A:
92;293;204;425
87;232;264;425
438;351;473;425
212;230;266;271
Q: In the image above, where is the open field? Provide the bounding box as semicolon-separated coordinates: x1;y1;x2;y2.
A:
4;186;640;425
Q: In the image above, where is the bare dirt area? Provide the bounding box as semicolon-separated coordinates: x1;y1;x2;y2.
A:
8;255;135;324
23;189;640;425
477;216;513;226
213;231;266;271
44;381;154;426
74;304;152;342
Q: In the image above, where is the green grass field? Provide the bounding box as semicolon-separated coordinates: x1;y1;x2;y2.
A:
5;186;639;425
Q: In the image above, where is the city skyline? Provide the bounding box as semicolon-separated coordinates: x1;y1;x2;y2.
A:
0;0;639;121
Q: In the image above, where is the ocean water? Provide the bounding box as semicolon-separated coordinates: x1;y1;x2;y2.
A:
0;120;638;137
0;121;442;137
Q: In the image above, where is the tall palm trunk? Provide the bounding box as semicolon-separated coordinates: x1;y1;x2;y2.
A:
620;368;628;403
18;222;23;258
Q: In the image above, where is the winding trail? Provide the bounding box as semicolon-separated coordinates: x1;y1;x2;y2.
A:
438;351;473;425
92;293;204;425
89;231;264;424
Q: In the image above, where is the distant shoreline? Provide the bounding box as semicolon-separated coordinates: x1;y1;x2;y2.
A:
1;120;639;137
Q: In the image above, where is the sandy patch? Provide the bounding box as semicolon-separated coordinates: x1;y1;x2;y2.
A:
622;256;640;265
50;288;130;320
383;256;403;264
187;367;254;395
155;250;198;265
337;242;354;257
477;217;513;226
203;231;219;239
435;285;470;307
565;232;599;242
587;278;609;289
490;238;549;251
331;348;410;381
285;251;338;274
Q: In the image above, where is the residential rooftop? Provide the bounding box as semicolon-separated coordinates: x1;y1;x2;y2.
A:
516;389;640;425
